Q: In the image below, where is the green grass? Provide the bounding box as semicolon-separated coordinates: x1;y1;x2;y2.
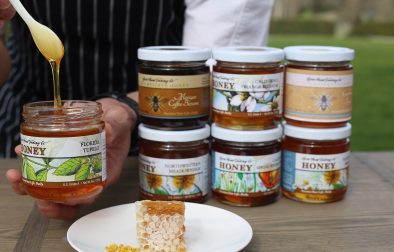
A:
269;35;394;151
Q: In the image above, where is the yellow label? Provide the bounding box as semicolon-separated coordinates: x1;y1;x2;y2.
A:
285;68;353;122
139;73;210;89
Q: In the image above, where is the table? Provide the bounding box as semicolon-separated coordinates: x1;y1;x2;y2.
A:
1;152;394;252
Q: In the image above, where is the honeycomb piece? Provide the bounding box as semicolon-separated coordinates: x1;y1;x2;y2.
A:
136;200;186;252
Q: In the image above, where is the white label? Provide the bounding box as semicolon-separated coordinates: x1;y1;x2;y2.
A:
214;152;280;173
139;154;209;196
213;72;283;92
286;72;353;88
212;72;283;114
282;150;350;192
212;151;281;194
295;152;350;171
139;154;208;176
100;131;107;181
21;133;103;158
20;132;106;186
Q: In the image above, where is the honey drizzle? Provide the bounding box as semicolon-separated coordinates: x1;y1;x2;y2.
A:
49;59;62;108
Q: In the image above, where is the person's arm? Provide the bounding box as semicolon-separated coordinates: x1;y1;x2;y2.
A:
0;37;11;85
0;0;15;85
182;0;274;47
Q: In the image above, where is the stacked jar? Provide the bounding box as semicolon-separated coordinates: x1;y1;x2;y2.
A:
211;46;285;206
137;46;211;202
282;46;355;203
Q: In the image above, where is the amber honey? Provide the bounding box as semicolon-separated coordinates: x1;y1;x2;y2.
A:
20;101;106;202
284;46;355;128
211;123;282;206
282;123;351;203
212;47;284;130
138;124;210;202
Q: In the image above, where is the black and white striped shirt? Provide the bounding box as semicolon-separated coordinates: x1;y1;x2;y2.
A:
0;0;185;157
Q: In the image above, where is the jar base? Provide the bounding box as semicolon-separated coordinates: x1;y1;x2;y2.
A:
23;183;104;203
141;115;209;130
213;112;278;130
212;190;279;207
282;188;346;203
284;117;347;128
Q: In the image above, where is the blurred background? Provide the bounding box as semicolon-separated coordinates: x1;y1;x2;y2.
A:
2;0;392;151
269;0;394;151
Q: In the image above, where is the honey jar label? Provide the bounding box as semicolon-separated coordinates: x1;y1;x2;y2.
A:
139;154;209;198
282;151;350;193
212;72;283;116
285;68;353;122
211;151;281;195
139;73;210;118
20;132;106;188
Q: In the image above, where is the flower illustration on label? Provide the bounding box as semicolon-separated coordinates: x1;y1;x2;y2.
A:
146;174;163;189
323;170;341;185
172;175;195;190
215;90;280;113
168;93;199;109
259;170;280;189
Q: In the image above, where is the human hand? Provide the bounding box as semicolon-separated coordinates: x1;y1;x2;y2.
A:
6;98;137;219
0;0;15;29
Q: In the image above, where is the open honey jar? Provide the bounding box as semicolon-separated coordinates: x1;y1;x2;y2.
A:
20;101;106;202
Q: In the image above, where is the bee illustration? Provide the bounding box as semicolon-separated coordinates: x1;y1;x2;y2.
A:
152;96;160;112
145;95;166;112
313;94;331;111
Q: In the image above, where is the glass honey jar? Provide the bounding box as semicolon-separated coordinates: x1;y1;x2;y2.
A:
284;46;355;128
20;101;106;202
138;46;211;130
211;123;282;206
282;123;351;203
212;46;284;130
138;124;210;202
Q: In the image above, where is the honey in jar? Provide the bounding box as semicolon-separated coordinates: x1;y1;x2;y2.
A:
138;124;210;202
211;123;282;206
138;46;211;130
20;101;106;202
282;123;351;203
212;46;284;130
284;46;355;128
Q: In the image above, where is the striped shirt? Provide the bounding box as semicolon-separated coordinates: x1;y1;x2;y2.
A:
0;0;185;157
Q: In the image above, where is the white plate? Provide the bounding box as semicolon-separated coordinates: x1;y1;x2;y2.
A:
67;202;253;252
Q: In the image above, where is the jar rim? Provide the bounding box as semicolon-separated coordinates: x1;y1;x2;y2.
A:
284;122;351;140
284;46;355;62
24;100;101;112
23;100;102;122
139;124;210;142
138;46;211;62
212;46;284;63
211;123;283;142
